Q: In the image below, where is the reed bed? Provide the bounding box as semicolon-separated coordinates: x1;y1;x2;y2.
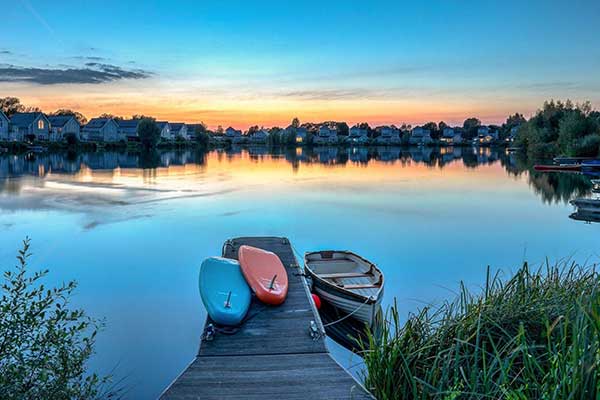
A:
361;261;600;399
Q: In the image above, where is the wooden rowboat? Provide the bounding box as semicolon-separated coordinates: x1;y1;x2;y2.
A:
305;250;384;326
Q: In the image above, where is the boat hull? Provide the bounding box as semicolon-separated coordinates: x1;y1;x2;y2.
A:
312;279;382;325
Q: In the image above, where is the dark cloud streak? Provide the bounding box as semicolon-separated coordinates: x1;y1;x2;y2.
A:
0;63;152;85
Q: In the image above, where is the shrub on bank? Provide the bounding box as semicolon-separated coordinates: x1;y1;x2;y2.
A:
362;261;600;399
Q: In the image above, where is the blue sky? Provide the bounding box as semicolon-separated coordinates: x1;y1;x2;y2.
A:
2;0;600;127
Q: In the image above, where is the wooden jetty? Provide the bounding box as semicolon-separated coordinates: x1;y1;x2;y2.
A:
160;236;374;399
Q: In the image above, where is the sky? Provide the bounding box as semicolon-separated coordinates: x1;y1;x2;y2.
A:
1;0;600;129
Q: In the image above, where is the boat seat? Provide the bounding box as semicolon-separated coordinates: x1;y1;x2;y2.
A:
339;283;380;290
319;272;373;279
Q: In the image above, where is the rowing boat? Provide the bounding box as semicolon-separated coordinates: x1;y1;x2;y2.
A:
305;250;384;326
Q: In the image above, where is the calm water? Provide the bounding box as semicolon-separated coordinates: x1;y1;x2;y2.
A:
0;146;597;399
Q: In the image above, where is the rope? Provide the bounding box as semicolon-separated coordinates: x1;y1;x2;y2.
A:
322;295;372;328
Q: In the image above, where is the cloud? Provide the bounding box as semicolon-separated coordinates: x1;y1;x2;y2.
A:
72;55;108;62
0;63;152;85
0;50;12;55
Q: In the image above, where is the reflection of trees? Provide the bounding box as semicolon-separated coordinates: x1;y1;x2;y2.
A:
0;147;594;204
527;171;591;205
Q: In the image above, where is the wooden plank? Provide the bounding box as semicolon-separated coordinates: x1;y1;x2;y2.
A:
160;237;374;400
319;272;373;279
340;283;380;290
160;353;373;400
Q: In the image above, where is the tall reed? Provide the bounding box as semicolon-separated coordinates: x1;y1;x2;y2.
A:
361;261;600;399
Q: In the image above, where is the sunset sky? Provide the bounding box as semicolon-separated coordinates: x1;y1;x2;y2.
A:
2;0;600;129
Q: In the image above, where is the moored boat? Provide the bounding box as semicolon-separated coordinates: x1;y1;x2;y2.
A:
570;198;600;214
305;250;384;326
534;164;581;172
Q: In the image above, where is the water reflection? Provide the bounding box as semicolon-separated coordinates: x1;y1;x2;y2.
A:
0;146;595;205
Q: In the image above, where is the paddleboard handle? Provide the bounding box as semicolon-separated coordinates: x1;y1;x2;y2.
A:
224;291;232;308
269;274;278;290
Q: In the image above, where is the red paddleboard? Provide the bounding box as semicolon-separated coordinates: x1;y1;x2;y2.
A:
534;164;581;172
238;245;288;305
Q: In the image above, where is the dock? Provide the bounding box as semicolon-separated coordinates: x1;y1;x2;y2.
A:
160;236;374;399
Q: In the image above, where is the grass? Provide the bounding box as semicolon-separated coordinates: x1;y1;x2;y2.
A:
361;261;600;399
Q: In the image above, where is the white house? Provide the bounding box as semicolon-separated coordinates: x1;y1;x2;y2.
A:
82;118;119;142
410;127;432;145
314;125;338;144
156;121;171;140
348;126;369;144
376;126;400;144
117;119;141;141
441;127;455;145
0;111;9;140
225;127;243;143
9;112;50;141
170;123;188;140
249;129;269;143
47;115;80;142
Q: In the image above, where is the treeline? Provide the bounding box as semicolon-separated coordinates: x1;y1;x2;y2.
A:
515;100;600;158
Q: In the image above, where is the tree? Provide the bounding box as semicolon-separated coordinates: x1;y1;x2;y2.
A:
0;238;112;399
215;125;224;135
291;117;300;128
247;125;260;135
438;121;448;133
0;97;24;117
97;113;120;120
50;109;88;125
194;126;210;148
64;132;79;146
463;118;481;139
137;118;160;149
422;122;439;139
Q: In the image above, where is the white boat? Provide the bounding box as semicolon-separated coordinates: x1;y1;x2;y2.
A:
305;250;384;326
570;198;600;214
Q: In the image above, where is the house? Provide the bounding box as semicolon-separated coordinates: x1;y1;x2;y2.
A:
117;119;141;141
314;125;338;144
250;129;269;143
410;127;432;145
156;121;171;140
348;126;369;144
225;127;243;143
9;112;50;141
441;127;455;145
477;126;498;145
294;127;308;144
452;131;463;145
376;126;400;144
82;118;119;142
170;123;188;140
47;115;80;142
508;125;520;142
0;111;9;140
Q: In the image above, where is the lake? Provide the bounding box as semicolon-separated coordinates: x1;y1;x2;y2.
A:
0;145;597;399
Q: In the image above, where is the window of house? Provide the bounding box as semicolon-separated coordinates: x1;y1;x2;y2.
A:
38;119;45;129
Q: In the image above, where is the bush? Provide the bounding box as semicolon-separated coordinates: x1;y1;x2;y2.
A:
137;118;160;149
0;238;114;399
194;129;209;148
64;132;79;146
362;261;600;400
572;134;600;157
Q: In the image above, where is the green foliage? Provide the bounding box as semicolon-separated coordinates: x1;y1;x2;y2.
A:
137;118;160;149
361;261;600;400
0;238;112;399
517;100;599;158
0;97;25;117
50;109;88;125
462;118;481;139
194;127;210;148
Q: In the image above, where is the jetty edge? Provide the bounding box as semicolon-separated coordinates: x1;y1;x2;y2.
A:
160;236;374;399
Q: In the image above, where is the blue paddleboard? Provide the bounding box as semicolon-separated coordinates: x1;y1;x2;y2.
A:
199;257;251;326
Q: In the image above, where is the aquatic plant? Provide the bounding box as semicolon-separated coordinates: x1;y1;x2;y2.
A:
361;261;600;399
0;238;116;400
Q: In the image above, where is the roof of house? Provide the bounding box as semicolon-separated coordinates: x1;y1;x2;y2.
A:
0;111;8;121
117;119;140;129
10;112;46;128
156;121;169;129
170;123;185;131
83;118;113;130
47;115;77;128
